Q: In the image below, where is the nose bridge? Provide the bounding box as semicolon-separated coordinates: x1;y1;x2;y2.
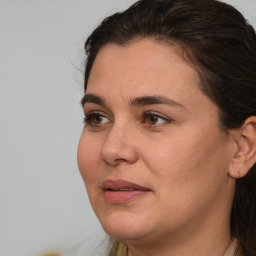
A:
101;119;138;165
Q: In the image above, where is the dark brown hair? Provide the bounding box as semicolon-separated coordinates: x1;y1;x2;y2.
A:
83;0;256;255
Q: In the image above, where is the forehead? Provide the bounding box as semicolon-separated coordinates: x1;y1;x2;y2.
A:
87;39;200;97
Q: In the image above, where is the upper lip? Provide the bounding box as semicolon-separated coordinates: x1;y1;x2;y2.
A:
102;179;151;191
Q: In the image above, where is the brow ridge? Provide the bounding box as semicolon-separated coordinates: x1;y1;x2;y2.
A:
130;95;184;108
81;94;106;107
81;94;184;109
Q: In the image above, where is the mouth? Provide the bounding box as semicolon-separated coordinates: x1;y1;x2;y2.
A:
102;179;151;204
108;188;138;192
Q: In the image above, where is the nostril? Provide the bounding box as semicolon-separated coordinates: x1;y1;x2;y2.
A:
102;158;120;165
103;157;128;166
115;158;127;163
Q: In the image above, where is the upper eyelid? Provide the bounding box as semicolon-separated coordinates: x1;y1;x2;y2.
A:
85;110;105;115
143;111;173;121
87;112;111;123
84;110;109;118
84;112;111;126
83;104;113;118
143;114;173;126
84;113;171;129
84;110;173;120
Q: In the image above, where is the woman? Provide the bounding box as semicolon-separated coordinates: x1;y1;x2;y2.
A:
75;0;256;255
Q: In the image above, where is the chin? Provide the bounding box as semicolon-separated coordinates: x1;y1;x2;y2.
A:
98;210;153;243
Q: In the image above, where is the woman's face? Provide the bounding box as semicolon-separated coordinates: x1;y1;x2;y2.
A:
78;40;235;246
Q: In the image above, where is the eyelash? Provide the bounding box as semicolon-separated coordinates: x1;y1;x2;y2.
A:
83;112;110;126
83;111;172;127
142;112;171;126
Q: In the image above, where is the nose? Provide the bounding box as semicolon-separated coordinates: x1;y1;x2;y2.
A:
101;123;139;166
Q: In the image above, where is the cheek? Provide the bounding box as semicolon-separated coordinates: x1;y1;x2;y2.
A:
142;127;228;194
77;135;101;187
140;130;230;226
77;134;106;217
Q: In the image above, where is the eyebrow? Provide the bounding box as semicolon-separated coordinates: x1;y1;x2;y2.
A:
81;94;107;107
129;96;184;108
81;93;184;109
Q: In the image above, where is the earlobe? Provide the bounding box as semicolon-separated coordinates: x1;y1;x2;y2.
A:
228;116;256;179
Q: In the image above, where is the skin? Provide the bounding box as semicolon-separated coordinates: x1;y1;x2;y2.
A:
77;39;238;256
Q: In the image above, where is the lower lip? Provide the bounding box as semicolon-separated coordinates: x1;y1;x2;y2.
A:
104;190;150;204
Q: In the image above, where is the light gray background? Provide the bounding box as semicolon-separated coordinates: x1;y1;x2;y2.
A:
0;1;255;256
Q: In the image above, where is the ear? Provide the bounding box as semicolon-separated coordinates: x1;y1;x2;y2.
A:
228;116;256;179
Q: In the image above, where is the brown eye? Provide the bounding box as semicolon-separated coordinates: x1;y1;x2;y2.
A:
146;115;159;125
143;113;169;126
84;113;110;126
92;115;104;124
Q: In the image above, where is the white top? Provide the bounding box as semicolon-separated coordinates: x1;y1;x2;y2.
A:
61;235;113;256
223;238;241;256
61;236;240;256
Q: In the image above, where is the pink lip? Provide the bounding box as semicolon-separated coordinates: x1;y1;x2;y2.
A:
102;179;151;204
